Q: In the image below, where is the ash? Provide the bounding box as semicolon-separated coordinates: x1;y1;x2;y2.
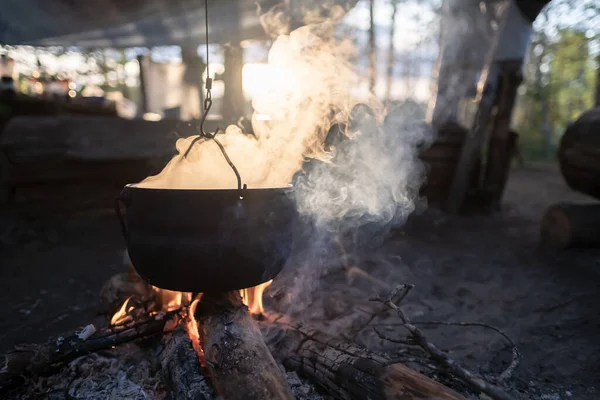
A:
9;343;165;399
285;369;325;400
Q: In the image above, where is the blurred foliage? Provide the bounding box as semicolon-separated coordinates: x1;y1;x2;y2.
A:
514;1;599;162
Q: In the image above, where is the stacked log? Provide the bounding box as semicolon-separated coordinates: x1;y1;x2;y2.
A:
558;107;600;200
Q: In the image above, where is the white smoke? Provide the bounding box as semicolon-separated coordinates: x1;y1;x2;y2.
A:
138;1;429;249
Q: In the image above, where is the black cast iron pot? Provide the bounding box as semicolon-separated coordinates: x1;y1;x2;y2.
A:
115;184;296;292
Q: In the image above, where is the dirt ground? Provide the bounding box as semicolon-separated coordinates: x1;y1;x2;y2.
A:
1;164;599;400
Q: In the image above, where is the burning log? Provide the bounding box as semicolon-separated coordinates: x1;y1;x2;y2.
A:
540;203;600;249
194;291;294;400
272;324;466;400
161;327;213;400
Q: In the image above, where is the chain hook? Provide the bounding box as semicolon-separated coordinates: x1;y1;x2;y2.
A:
181;0;245;194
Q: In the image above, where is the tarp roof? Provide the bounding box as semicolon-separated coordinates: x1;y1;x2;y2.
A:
0;0;268;47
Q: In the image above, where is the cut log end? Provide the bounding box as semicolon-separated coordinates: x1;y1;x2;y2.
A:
541;203;600;249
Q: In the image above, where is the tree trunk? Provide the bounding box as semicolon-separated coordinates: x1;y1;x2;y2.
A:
137;55;149;116
271;325;466;400
541;203;600;249
194;291;294;400
368;0;376;94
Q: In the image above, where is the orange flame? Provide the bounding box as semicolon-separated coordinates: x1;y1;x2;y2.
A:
186;295;205;365
151;287;192;311
240;280;273;315
110;296;132;326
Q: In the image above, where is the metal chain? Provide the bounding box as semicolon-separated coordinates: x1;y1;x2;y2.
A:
203;0;212;112
182;0;245;193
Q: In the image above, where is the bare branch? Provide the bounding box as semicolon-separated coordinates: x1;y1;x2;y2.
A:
373;327;411;345
412;321;519;383
371;285;515;400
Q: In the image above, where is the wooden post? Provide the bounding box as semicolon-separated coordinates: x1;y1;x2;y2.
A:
481;60;523;209
446;2;533;213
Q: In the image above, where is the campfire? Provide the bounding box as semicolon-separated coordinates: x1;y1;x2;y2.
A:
0;250;521;400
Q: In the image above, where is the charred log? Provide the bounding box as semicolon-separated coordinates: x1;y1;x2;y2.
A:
271;325;466;400
161;327;213;400
541;203;600;249
0;311;177;393
194;291;294;400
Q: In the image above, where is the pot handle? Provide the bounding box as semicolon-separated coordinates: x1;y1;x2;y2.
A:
114;195;129;240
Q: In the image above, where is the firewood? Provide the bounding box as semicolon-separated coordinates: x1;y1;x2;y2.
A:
161;327;213;400
0;311;178;393
540;202;600;249
194;291;294;400
271;324;466;400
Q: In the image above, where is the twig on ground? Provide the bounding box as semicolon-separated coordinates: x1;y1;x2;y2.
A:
370;284;515;400
532;291;594;314
351;283;414;339
373;327;412;345
412;321;519;383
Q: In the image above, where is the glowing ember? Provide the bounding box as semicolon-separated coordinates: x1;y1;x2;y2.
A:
240;280;273;315
110;296;132;326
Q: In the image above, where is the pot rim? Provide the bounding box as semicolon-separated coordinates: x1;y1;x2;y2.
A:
125;183;294;192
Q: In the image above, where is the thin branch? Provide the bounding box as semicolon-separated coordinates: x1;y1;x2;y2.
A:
371;285;515;400
373;327;412;345
352;284;414;338
412;321;519;383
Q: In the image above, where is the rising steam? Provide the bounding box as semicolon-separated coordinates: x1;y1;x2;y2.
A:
138;1;428;242
138;5;359;190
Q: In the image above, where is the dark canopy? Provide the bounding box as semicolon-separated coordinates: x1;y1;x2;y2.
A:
0;0;356;48
0;0;266;47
